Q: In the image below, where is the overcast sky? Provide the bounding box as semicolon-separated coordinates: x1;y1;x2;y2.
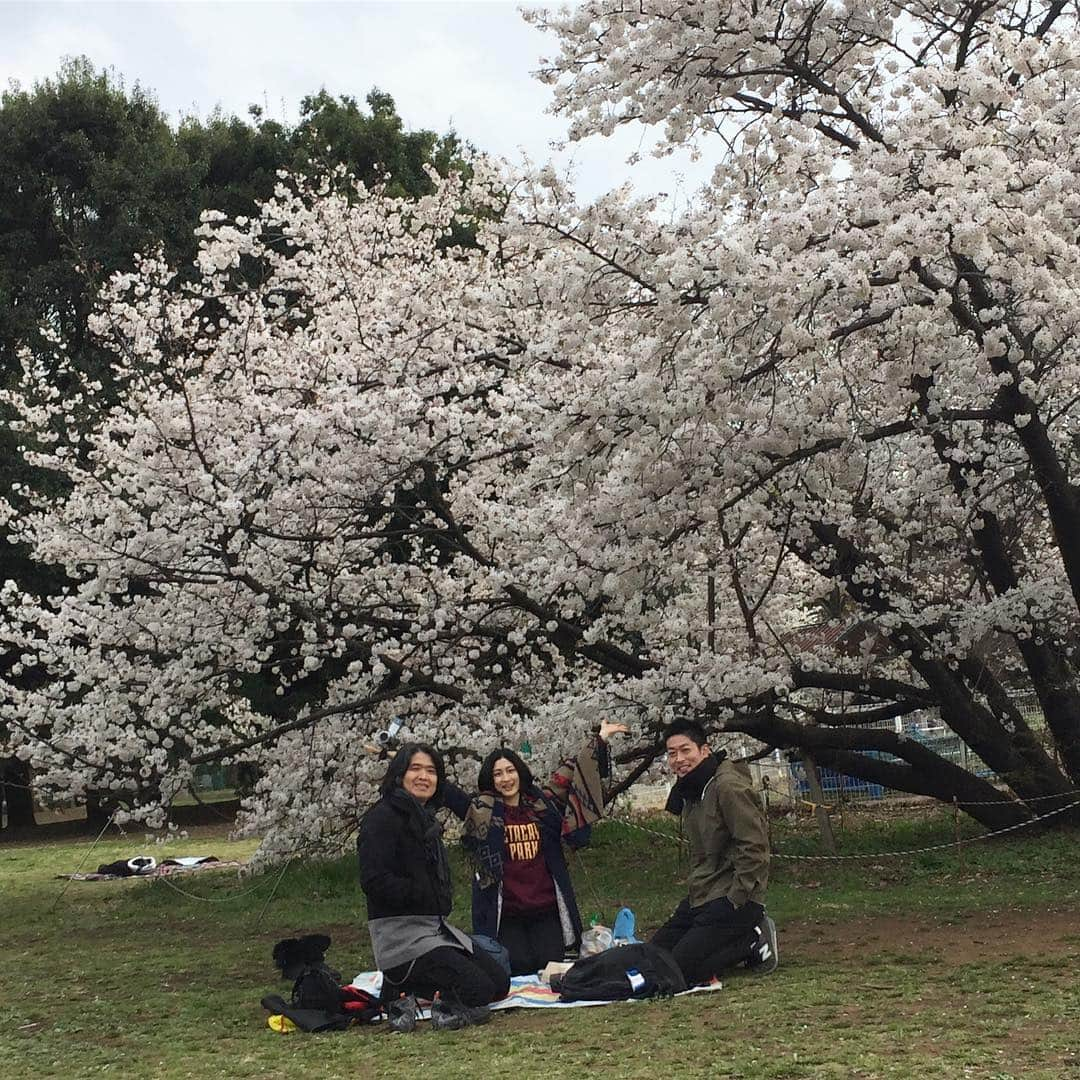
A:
2;0;712;206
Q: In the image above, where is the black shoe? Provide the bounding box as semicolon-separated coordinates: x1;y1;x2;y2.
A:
749;916;779;975
386;994;419;1033
455;1003;492;1026
429;995;467;1031
430;995;492;1030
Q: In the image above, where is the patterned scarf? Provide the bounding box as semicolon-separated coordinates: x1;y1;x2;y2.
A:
390;787;451;903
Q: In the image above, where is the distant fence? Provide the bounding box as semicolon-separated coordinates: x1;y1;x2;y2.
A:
783;694;1045;805
192;764;236;792
787;759;886;802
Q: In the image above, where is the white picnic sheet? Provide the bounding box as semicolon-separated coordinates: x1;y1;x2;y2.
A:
59;857;245;881
351;970;722;1018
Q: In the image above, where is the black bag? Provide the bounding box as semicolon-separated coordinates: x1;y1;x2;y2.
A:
260;993;350;1033
292;962;345;1013
271;934;347;1012
557;943;686;1003
469;933;511;977
264;932;371;1032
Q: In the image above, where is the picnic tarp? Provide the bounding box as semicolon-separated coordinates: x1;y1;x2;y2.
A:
350;970;722;1018
58;856;245;881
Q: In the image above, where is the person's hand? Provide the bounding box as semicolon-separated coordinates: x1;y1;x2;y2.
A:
598;721;630;742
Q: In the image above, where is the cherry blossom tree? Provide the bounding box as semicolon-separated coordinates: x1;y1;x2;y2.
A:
5;0;1080;857
516;0;1080;822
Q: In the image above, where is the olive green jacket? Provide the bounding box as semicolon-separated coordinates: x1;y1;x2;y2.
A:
676;756;770;909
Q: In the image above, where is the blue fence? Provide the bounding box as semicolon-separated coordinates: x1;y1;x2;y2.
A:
787;722;997;802
788;759;886;801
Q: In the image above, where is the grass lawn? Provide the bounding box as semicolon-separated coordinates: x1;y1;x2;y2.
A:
3;808;1080;1079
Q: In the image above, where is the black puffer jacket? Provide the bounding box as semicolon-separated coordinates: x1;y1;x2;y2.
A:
356;789;453;919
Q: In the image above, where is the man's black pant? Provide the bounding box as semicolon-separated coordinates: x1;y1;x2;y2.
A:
498;908;565;976
650;896;763;985
382;944;510;1007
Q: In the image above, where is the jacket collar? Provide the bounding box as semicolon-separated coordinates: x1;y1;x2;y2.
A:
664;751;724;815
388;787;441;831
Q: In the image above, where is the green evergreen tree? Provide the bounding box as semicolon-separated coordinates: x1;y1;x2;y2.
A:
0;59;468;832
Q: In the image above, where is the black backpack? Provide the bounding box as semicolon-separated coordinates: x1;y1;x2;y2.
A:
263;933;380;1032
263;933;358;1032
292;961;345;1013
556;943;687;1002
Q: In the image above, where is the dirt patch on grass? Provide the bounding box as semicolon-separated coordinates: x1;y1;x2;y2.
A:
784;904;1080;964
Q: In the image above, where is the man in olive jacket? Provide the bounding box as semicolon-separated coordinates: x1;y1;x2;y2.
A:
650;719;778;984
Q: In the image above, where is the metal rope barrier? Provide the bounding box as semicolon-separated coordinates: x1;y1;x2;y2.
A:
151;858;291;905
152;872;271;903
761;784;1080;813
602;795;1080;861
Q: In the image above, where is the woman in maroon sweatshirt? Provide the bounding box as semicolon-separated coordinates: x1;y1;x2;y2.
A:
443;721;628;976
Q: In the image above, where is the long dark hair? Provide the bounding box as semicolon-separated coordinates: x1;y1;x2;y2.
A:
477;747;535;797
379;742;446;804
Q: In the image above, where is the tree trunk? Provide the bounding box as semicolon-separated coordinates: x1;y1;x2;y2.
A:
737;710;1047;829
800;752;838;854
84;791;119;832
0;757;36;831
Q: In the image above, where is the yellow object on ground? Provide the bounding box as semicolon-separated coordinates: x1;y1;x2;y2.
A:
268;1014;297;1033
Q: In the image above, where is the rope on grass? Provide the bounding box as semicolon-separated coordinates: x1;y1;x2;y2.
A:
151;870;273;903
50;811;120;911
602;817;687;847
766;784;1080;812
567;844;607;919
151;856;293;905
914;788;1080;806
256;857;296;925
602;795;1080;862
766;791;835;812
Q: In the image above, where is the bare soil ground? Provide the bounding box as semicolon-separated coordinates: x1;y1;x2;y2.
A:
787;904;1080;964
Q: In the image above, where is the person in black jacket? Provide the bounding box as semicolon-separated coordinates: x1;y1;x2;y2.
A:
357;742;510;1016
